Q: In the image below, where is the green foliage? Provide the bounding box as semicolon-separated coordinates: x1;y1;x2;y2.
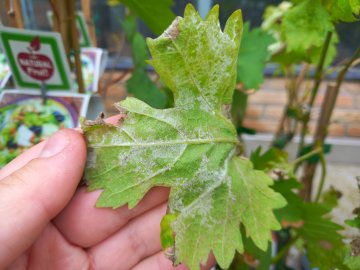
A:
236;23;275;90
121;15;167;108
273;181;346;269
306;240;350;270
273;182;348;269
231;90;249;133
228;233;272;270
263;0;338;67
108;0;175;35
251;147;348;269
83;5;287;270
344;244;360;270
345;215;360;228
282;0;334;54
126;69;167;108
324;0;360;22
251;147;288;171
350;0;360;14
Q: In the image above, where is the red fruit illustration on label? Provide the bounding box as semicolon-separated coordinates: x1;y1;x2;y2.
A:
17;36;54;81
29;36;41;51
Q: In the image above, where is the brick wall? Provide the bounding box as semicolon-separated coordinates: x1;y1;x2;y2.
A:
99;72;360;138
244;78;360;138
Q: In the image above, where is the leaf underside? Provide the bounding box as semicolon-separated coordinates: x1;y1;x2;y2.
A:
83;5;286;270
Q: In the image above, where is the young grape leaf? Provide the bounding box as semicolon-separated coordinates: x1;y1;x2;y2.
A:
83;5;286;270
236;23;275;90
108;0;175;35
282;0;334;54
262;1;337;68
324;0;360;22
350;0;360;15
121;15;167;108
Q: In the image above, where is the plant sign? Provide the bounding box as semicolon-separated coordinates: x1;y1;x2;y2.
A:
0;26;73;91
47;11;92;47
77;48;107;92
83;5;286;270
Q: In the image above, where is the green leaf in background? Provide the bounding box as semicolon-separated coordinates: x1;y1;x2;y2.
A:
262;1;337;67
324;0;360;22
297;203;343;245
110;0;175;35
228;230;272;270
121;15;167;108
83;5;286;270
344;243;360;270
126;69;167;108
272;178;304;223
231;90;248;131
308;30;339;67
345;204;360;228
321;186;341;211
236;23;275;90
282;0;334;54
345;215;360;228
273;185;347;269
350;0;360;14
307;240;350;270
250;146;290;173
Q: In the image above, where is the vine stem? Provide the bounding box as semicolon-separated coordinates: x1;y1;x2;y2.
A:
314;150;327;202
300;46;360;200
272;234;300;264
292;147;322;167
297;31;333;162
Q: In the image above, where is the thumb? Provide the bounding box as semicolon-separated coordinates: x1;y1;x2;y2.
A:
0;129;86;268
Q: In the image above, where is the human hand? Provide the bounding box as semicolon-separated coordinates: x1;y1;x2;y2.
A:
0;126;214;269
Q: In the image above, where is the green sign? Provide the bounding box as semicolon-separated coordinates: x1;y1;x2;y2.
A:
0;26;73;91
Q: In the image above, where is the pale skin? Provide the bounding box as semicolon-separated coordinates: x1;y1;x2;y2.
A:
0;117;214;270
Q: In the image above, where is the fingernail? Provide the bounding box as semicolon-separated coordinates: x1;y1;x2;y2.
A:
40;130;70;158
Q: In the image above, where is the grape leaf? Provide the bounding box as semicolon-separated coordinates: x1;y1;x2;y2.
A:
126;69;167;108
324;0;360;22
282;0;334;54
307;240;350;270
121;15;167;108
345;215;360;228
236;23;275;90
307;30;338;67
83;5;286;270
350;0;360;14
273;181;346;269
344;241;360;270
108;0;175;35
262;1;337;68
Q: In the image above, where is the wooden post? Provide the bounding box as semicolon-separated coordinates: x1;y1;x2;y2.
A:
4;0;24;28
81;0;97;47
49;0;85;93
67;0;85;93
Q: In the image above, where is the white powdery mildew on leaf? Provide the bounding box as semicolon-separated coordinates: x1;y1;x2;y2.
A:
83;4;286;270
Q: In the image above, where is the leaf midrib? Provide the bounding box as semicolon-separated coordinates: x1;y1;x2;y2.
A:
89;137;238;148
